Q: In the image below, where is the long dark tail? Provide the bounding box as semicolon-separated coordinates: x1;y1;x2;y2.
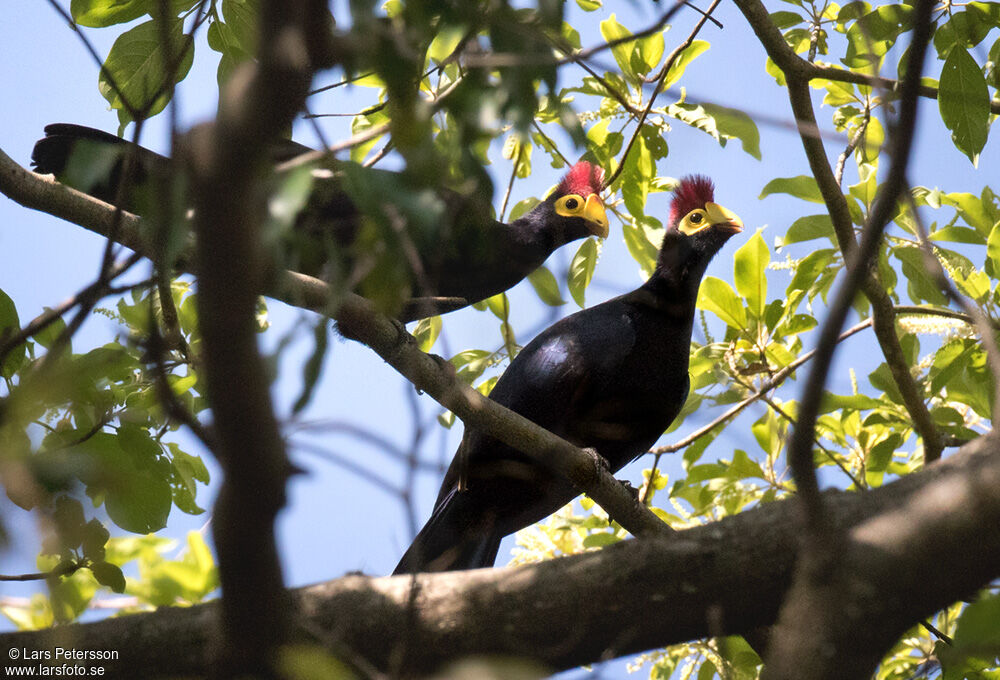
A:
392;488;502;575
31;123;314;210
31;124;171;212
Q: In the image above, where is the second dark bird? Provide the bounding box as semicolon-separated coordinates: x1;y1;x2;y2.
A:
30;123;609;322
394;175;743;574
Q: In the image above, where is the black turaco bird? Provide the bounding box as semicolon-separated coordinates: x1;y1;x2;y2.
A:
30;123;609;321
393;175;743;574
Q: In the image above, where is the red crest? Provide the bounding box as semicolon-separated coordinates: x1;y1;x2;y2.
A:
555;161;604;197
668;175;715;228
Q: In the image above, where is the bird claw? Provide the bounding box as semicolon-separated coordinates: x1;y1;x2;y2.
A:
582;447;610;477
617;479;640;501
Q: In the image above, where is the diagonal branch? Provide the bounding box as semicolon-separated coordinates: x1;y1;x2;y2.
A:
0;143;671;544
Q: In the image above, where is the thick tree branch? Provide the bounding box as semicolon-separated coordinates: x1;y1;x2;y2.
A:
1;436;997;677
734;0;943;465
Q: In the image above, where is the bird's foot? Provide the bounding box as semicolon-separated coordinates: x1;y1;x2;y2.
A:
429;352;456;377
581;447;610;479
617;479;640;502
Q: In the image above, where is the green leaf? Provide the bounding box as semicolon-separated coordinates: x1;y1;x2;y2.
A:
292;321;330;414
53;496;87;551
622;217;661;277
527;266;566;306
843;4;913;68
728;450;765;480
894;246;948;305
450;349;493;385
76;433;172;534
777;214;835;247
664;102;762;160
568;238;599;308
72;0;149;27
72;0;199;27
939;46;990;166
662;40;710;90
733;229;769;318
770;11;804;28
427;23;466;64
277;644;359;680
929;225;987;244
952;594;1000;650
412;316;442;352
90;561;127;594
987;223;1000;278
0;288;26;379
81;519;110;562
508;197;539;221
934;7;997;58
99;19;195;131
697;277;748;330
582;532;621;548
635;30;665;75
759;176;824;203
34;311;68;350
701;103;762;160
599;15;635;81
787;249;837;298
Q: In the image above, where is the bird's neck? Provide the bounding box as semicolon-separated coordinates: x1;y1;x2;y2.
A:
510;206;584;252
640;233;711;308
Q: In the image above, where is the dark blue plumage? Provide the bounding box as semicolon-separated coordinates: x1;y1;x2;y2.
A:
30;124;609;321
394;176;743;574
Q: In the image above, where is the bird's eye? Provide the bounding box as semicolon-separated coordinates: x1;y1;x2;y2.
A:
690;212;703;224
565;197;579;211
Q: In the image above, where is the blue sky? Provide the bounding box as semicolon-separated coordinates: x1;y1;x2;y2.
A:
0;1;995;675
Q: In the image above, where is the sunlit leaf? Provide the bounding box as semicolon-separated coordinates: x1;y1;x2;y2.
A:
733;229;769;318
568;238;599;308
527;266;566;306
939;46;990;166
697;277;748;330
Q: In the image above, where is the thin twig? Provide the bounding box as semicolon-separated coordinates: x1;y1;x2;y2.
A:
650;318;874;456
278;78;463;172
833;103;870;187
603;0;723;190
498;150;521;222
0;562;82;582
0;253;143;366
531;119;573;168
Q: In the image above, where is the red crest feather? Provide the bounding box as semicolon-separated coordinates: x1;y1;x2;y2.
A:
668;175;715;228
555;161;604;197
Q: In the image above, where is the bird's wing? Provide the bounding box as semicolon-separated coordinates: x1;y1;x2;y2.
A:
488;301;638;434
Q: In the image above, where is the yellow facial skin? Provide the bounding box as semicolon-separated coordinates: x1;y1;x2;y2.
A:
676;202;744;236
554;193;610;238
